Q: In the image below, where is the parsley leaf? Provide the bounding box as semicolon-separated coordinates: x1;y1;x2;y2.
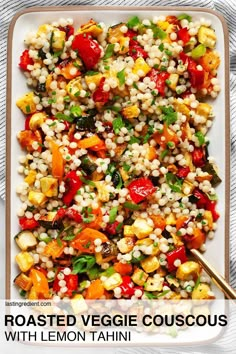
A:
103;43;115;59
195;131;205;146
112;115;125;134
117;68;126;86
166;172;183;193
72;255;96;274
127;16;141;29
160;106;177;126
178;13;192;22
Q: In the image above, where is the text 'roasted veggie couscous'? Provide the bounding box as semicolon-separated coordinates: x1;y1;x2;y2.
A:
15;14;221;302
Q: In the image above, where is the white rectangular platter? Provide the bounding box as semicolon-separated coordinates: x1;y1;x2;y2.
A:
6;6;230;346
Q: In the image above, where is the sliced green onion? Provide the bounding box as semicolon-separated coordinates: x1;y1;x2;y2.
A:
123;202;141;210
109;206;118;223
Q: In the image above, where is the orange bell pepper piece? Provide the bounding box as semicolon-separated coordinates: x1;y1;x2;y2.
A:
17;129;42;153
77;134;103;149
50;140;64;181
85;208;103;230
153;123;179;148
85;279;105;299
186;228;206;249
114;262;132;276
176;216;189;231
150;215;166;231
43;239;67;259
29;268;50;298
71;228;108;253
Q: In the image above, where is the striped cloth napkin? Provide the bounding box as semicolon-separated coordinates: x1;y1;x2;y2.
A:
0;0;235;352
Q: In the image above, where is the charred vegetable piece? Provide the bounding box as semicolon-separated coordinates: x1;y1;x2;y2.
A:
75;115;96;131
38;211;64;229
15;230;37;251
202;162;222;187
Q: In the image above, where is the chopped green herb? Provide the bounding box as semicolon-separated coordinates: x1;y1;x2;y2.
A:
55;113;74;123
195;131;205;146
160;149;169;159
129;136;141;145
117;68;126;86
116;222;123;232
133;82;139;89
101;266;115;277
79;176;96;187
123;162;131;172
105;105;122;112
167;141;175;148
74;90;81;97
49;121;57;127
62;234;77;241
25;105;31;113
156;290;170;298
123;202;141;211
177;13;192;22
160;106;177;126
63;95;70;102
103;43;115;59
158;43;164;52
72;255;96;274
127;16;141;29
70;105;82;117
165;49;173;57
104;65;110;70
112;115;125;134
166;172;183;193
109;206;118;223
194;276;201;290
150;24;167;40
86;70;99;76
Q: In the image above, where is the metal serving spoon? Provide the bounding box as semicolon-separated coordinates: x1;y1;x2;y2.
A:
190;249;236;300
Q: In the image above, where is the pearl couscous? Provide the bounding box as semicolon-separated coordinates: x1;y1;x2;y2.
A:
14;14;221;301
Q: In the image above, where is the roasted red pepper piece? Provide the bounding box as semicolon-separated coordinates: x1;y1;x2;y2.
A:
206;200;219;221
105;221;122;235
24;114;32;130
58;25;74;40
19;49;34;71
192;147;206;167
176;166;190;178
128;177;156;204
53;268;78;296
179;52;204;88
92;77;110;104
166;246;188;272
125;29;138;45
65;208;82;223
177;28;190;44
148;69;170;96
62;171;82;206
71;33;101;70
120;276;135;297
19;217;39;230
193;189;219;221
129;43;148;60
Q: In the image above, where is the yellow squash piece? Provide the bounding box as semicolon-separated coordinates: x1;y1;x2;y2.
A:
28;191;47;207
198;26;216;49
122;105;140;119
40;176;58;197
131;268;148;286
132;218;154;239
16;92;37;114
176;261;201;281
15;251;34;272
103;273;123;290
133;57;151;77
